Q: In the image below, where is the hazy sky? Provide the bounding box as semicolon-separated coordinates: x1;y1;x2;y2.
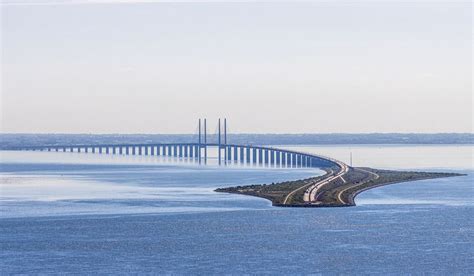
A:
1;0;472;134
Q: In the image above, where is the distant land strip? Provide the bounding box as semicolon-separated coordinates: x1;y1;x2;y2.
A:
0;133;473;149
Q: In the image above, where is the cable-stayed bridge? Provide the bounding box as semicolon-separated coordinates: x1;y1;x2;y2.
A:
9;119;344;170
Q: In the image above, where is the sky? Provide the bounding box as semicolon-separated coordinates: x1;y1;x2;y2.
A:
1;0;472;134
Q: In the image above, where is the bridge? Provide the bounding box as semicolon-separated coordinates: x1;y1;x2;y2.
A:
9;119;351;204
12;119;342;169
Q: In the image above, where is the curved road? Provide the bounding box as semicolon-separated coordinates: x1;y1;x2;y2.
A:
303;160;350;204
336;168;380;205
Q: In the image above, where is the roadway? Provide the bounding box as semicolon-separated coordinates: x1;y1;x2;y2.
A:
303;160;350;204
336;168;380;205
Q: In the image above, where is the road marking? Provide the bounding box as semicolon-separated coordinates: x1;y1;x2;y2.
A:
303;160;350;203
337;168;379;205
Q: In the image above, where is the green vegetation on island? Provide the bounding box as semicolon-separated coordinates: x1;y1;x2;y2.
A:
215;168;464;207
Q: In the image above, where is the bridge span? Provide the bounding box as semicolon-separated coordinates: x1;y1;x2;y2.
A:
9;119;345;170
12;142;340;170
6;119;352;204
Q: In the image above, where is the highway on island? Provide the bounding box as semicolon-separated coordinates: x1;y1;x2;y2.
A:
303;160;350;204
336;168;380;205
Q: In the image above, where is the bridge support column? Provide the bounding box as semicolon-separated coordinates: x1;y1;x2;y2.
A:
233;146;238;162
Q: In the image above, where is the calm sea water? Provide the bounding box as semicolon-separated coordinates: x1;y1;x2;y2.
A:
1;145;472;274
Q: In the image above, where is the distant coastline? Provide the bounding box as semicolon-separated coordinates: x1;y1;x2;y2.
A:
1;133;472;150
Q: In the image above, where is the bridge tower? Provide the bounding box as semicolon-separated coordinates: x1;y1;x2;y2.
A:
204;118;207;164
224;118;227;165
198;118;202;164
216;118;228;166
198;118;208;165
218;118;222;165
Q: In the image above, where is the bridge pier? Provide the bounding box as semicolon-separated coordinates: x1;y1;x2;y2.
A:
25;141;339;170
228;146;233;162
233;146;238;162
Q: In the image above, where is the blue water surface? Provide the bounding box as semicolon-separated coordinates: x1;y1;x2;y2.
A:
0;148;473;274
